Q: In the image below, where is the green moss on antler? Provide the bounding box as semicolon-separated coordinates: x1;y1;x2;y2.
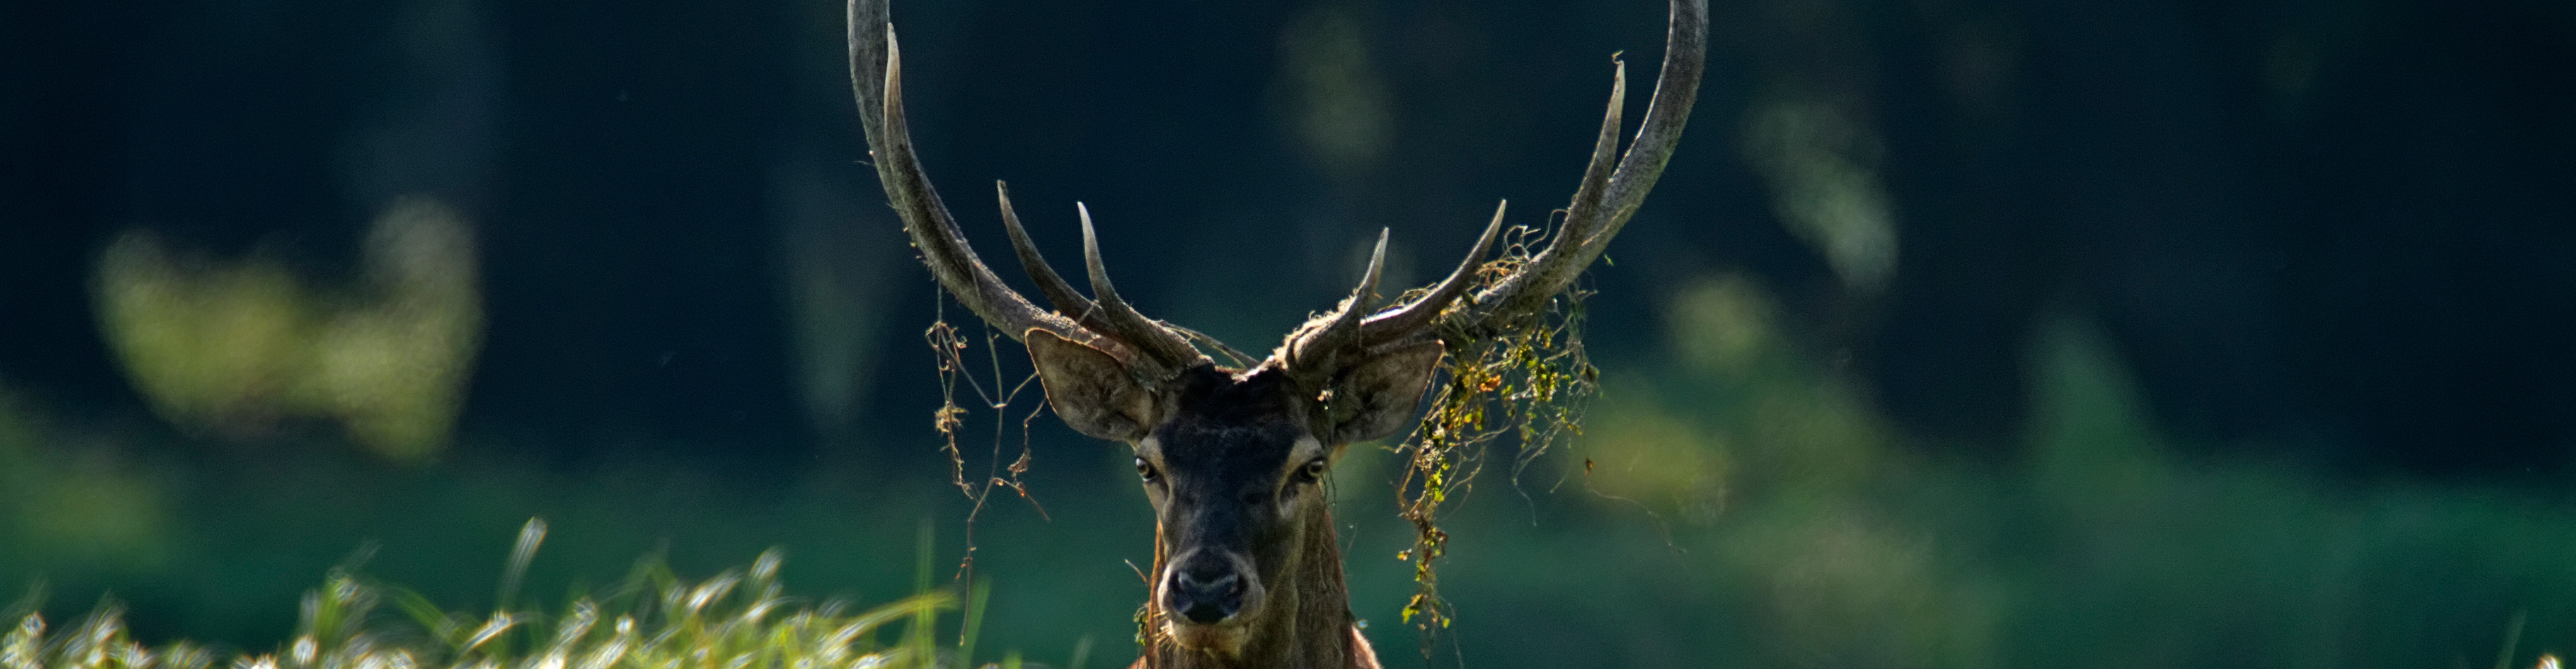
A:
1390;223;1601;641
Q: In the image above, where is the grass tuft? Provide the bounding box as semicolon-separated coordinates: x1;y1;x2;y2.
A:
1;525;1013;669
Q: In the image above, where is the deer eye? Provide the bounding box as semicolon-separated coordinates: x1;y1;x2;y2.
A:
1136;456;1159;483
1297;458;1328;483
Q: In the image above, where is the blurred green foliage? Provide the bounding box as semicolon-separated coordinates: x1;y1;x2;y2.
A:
0;390;175;575
1532;272;2576;668
9;272;2576;668
91;195;481;463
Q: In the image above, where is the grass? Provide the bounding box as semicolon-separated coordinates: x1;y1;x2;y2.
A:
0;520;1044;669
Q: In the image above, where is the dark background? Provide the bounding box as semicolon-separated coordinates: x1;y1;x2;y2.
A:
9;0;2573;476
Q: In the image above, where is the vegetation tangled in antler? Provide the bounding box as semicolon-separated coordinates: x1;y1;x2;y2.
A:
1391;225;1601;636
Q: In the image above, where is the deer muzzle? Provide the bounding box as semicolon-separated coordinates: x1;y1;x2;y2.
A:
1168;564;1243;624
1159;547;1267;643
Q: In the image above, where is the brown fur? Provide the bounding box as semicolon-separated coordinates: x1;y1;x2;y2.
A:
1133;499;1377;669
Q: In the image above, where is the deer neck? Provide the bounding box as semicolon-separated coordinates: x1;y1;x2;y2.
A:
1141;503;1371;669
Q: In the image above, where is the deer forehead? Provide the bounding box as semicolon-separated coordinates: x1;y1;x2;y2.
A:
1133;366;1321;465
1137;426;1324;489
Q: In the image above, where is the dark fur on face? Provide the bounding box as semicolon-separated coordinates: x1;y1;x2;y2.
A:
1025;326;1435;665
1135;366;1335;656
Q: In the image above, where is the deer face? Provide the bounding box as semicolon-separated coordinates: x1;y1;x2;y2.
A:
1027;331;1442;654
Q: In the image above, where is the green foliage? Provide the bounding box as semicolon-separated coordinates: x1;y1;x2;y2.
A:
1392;224;1602;639
0;390;175;574
24;266;2576;668
0;530;998;669
90;197;483;463
1541;277;2576;668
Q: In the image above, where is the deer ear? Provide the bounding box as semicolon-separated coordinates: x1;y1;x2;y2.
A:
1326;341;1446;444
1027;329;1159;441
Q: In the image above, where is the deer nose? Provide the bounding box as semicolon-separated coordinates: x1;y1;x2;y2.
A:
1165;566;1244;624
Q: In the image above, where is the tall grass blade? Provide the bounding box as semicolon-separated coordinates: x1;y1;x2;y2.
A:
498;517;548;612
2497;610;2529;669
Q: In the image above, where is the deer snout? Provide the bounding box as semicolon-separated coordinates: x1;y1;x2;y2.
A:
1164;561;1248;624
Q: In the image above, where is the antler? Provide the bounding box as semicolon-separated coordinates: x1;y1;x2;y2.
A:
853;0;1701;390
1287;0;1706;376
849;0;1208;383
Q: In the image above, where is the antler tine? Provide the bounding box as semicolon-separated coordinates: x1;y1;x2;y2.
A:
1570;0;1705;265
1357;200;1509;345
849;1;1103;353
1452;0;1705;333
1287;229;1389;376
998;181;1116;335
1080;204;1210;375
1459;52;1626;325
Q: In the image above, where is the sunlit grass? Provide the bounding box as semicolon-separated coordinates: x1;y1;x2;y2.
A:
0;520;1038;669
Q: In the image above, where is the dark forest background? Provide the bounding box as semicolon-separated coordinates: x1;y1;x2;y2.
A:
3;0;2573;666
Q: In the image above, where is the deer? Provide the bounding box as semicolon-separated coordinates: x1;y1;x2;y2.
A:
846;0;1703;666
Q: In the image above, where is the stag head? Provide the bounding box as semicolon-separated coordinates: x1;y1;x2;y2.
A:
848;0;1703;664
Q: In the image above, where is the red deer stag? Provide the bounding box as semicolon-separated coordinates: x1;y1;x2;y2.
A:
848;0;1703;666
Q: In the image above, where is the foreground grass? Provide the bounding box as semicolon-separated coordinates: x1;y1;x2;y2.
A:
2;523;1036;669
